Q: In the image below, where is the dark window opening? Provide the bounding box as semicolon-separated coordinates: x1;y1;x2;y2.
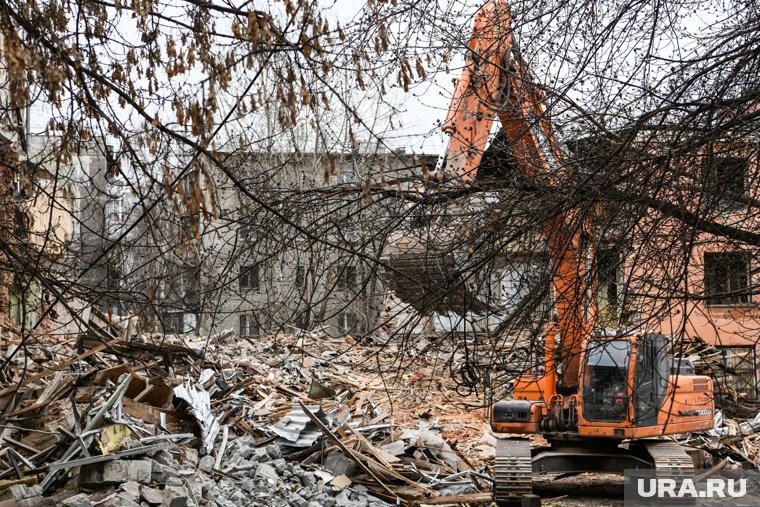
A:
295;311;311;330
597;247;621;324
718;346;757;399
239;265;260;291
704;252;751;306
340;312;358;334
704;156;748;205
295;265;315;288
336;265;356;290
162;312;185;334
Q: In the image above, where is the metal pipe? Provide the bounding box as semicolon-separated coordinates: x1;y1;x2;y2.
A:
544;322;557;403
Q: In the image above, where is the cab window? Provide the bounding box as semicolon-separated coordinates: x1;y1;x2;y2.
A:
583;340;631;422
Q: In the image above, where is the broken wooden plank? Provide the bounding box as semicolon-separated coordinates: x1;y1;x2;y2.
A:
297;402;399;500
0;339;119;398
412;492;493;505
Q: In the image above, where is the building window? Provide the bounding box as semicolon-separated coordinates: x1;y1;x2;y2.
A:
295;265;315;288
295;311;310;330
339;312;358;334
296;266;306;288
340;167;356;184
239;314;259;338
704;252;751;306
162;312;185;334
9;278;40;328
597;247;621;324
336;265;356;290
239;265;259;291
704;156;748;206
238;224;253;241
718;346;757;399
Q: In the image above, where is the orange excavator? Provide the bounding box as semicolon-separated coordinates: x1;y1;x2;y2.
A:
429;1;715;504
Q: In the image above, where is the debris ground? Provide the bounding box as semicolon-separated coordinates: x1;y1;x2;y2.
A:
0;315;500;507
1;316;757;507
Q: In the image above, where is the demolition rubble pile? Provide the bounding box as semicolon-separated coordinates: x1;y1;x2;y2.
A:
674;410;760;471
680;336;760;418
0;316;494;506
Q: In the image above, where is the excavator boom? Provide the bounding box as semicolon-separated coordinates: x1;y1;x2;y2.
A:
439;0;592;390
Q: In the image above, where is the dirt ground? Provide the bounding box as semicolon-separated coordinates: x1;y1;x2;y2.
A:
537;474;625;506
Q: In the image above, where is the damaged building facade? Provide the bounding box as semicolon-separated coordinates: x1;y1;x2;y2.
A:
197;149;439;339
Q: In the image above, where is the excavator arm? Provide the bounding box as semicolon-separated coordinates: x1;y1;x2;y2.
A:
438;0;594;391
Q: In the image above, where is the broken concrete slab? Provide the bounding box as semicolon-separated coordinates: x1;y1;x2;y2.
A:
324;452;356;477
118;481;141;502
80;459;152;487
61;493;91;507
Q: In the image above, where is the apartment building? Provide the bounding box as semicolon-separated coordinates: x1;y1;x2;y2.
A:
196;149;438;338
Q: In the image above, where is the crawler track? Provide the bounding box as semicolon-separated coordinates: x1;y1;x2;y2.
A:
494;438;533;505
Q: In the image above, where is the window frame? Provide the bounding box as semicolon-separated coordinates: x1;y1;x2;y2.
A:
717;346;758;400
239;265;260;292
704;252;752;307
704;155;748;205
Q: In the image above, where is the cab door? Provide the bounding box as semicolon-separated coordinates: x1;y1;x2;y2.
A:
633;334;669;427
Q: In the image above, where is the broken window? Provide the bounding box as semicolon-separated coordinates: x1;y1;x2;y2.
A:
336;265;357;290
704;252;751;306
239;265;259;291
340;312;358;334
717;346;757;399
239;314;259;338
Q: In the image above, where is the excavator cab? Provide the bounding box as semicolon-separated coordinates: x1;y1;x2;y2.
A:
580;334;672;428
576;333;712;438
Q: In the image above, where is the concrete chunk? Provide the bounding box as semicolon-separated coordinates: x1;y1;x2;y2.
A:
198;455;214;473
17;497;57;507
61;493;91;507
324;453;356;477
162;485;188;507
118;481;141;502
140;485;162;505
253;462;279;483
80;459;152;487
8;485;42;500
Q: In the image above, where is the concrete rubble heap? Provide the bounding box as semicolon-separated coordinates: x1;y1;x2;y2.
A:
0;315;496;506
